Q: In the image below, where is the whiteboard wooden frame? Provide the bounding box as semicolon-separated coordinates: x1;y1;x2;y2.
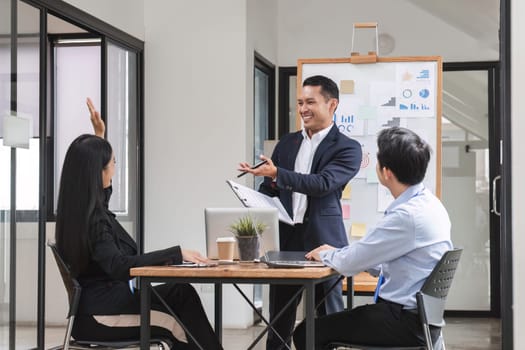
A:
297;56;443;197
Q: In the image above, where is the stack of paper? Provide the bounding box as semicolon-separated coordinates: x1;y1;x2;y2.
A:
226;180;293;225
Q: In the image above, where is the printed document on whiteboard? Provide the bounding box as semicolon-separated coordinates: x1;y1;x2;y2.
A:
226;180;294;225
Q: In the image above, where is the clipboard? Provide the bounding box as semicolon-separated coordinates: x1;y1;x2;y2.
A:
226;180;294;225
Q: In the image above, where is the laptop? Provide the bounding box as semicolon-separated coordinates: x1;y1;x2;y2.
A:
205;207;324;268
204;207;280;261
260;250;326;268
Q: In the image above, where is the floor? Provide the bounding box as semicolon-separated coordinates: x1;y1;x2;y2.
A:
0;317;502;349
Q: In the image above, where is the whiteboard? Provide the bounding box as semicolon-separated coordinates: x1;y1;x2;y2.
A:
298;57;442;240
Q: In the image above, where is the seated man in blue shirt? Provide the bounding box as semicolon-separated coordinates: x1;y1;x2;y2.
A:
293;126;453;350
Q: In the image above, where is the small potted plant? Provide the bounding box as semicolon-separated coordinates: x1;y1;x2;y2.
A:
229;216;267;261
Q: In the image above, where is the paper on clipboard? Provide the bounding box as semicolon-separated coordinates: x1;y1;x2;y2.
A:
226;180;294;225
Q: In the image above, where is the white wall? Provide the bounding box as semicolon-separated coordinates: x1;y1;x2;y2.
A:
511;0;524;347
247;0;278;63
142;0;253;328
246;0;278;183
62;0;145;40
277;0;498;66
142;0;247;261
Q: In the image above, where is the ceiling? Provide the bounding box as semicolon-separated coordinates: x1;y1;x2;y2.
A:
408;0;499;52
408;0;500;143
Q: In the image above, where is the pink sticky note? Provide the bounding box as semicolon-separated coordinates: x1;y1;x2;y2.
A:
342;203;350;219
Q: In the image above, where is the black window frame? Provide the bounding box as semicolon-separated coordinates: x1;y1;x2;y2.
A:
278;66;297;138
254;51;276;140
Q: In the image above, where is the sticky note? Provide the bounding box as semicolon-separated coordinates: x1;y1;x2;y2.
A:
366;169;379;183
342;184;352;199
351;223;367;237
340;80;355;94
3;114;32;149
358;105;377;120
342;204;350;219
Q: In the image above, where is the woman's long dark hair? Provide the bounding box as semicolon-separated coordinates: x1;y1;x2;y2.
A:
55;134;113;276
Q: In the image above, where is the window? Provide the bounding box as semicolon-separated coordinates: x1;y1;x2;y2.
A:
106;41;138;216
253;53;275;189
1;2;145;347
278;67;297;137
53;40;101;213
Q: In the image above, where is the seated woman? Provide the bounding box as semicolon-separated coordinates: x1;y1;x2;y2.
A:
55;98;222;350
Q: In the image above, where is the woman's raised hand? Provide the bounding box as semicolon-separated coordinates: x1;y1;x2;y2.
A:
87;97;105;138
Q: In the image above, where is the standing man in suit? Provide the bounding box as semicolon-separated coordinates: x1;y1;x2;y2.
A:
238;75;362;349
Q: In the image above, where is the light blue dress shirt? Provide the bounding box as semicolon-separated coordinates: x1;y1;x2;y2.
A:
320;183;453;308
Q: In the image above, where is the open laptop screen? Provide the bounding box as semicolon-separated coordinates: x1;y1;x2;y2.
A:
204;207;279;260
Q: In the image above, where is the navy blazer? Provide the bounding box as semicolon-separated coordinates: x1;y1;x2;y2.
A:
260;124;361;251
76;188;183;316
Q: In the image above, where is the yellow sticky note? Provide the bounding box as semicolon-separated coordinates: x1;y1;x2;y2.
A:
351;223;367;238
340;80;355;94
342;184;352;199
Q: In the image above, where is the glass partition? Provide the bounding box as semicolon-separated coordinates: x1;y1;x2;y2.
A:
442;69;491;311
54;43;101;211
1;1;144;348
253;54;275;190
0;0;12;346
13;1;41;348
106;40;138;237
254;66;269;189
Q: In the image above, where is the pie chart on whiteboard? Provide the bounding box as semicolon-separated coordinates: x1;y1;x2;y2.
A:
419;89;430;98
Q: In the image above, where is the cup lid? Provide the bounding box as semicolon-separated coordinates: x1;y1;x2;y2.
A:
216;236;236;242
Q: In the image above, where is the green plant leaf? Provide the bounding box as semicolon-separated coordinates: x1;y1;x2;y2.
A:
228;215;267;237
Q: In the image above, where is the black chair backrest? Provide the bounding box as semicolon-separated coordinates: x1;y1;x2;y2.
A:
326;248;462;350
48;242;82;318
417;248;462;329
420;248;462;299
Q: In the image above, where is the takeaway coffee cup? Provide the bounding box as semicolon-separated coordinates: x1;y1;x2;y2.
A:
216;237;236;261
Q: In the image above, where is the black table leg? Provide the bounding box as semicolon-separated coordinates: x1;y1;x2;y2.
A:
305;281;315;350
347;276;354;309
214;283;222;342
139;277;151;350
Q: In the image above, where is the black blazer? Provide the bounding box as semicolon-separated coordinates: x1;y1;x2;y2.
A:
260;124;361;251
77;201;182;315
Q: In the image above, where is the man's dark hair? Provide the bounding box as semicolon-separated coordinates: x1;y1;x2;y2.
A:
376;126;431;185
303;75;339;101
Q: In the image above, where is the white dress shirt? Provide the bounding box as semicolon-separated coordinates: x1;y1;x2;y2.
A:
319;183;453;308
292;124;333;223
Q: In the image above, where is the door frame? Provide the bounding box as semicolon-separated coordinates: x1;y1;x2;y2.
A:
443;61;501;318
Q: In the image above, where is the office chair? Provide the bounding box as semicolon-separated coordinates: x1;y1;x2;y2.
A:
48;242;173;350
328;248;463;350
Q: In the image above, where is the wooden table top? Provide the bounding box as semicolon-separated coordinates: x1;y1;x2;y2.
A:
130;262;337;279
342;272;379;293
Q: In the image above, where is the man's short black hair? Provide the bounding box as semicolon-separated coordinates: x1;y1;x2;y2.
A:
303;75;339;101
376;127;431;185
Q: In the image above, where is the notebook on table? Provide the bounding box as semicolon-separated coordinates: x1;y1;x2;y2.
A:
260;251;325;268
